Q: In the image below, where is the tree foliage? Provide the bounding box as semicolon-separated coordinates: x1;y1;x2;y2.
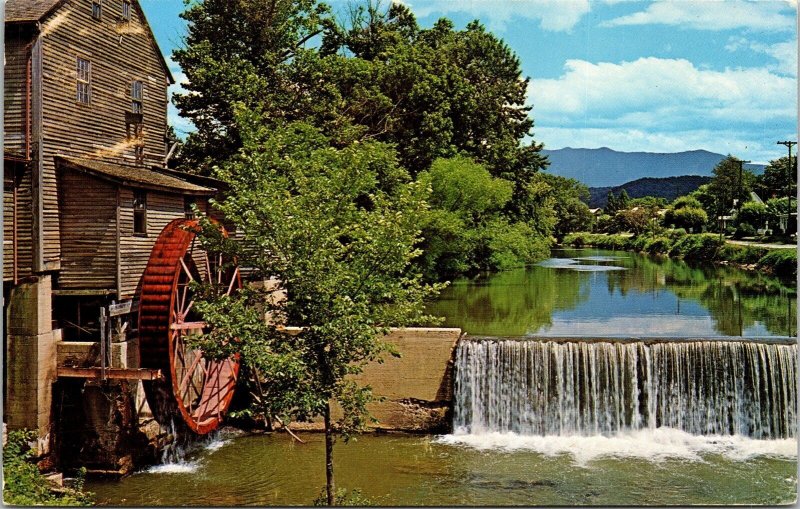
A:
707;156;756;216
191;113;441;505
755;156;797;200
172;0;547;216
416;156;548;279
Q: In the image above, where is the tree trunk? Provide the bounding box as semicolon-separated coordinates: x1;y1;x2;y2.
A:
324;402;335;506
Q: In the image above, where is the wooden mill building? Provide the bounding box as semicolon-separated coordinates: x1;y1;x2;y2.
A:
3;0;217;453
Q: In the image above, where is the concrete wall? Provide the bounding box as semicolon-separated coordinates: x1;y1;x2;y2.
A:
5;275;58;453
293;327;463;433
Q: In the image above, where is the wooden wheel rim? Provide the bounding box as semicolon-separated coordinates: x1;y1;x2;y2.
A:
139;218;240;435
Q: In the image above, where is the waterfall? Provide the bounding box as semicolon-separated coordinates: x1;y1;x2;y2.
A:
453;338;797;439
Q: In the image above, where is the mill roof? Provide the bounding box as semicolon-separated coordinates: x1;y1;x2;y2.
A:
56;156;217;196
4;0;64;23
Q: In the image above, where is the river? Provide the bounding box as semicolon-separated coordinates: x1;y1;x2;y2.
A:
86;248;798;505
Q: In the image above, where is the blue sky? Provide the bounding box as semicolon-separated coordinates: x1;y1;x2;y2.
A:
141;0;797;164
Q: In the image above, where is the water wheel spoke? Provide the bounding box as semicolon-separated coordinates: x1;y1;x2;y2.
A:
180;257;195;282
180;300;195;322
179;351;205;400
226;267;239;296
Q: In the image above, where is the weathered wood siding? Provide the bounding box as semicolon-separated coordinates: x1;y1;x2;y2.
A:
3;162;33;280
39;0;171;265
119;190;208;299
4;27;33;158
4;173;16;281
58;171;117;289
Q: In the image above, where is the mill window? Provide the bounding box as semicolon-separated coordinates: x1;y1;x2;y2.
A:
133;190;147;235
92;1;102;20
76;58;91;104
184;197;196;219
131;80;143;113
122;0;131;20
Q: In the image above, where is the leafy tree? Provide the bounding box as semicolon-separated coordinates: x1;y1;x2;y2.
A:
707;155;756;218
172;0;548;210
670;195;703;211
736;201;768;229
666;207;708;232
614;207;655;234
526;173;593;240
172;0;336;170
755;156;797;200
192;112;440;505
629;196;667;209
416;156;548;279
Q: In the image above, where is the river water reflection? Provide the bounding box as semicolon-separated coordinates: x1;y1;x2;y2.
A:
86;248;798;506
427;248;796;338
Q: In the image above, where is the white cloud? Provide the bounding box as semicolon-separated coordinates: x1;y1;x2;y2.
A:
602;0;795;32
530;57;795;124
410;0;591;32
726;37;797;76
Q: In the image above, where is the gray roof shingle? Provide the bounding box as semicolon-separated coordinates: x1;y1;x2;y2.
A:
57;156;217;195
5;0;64;23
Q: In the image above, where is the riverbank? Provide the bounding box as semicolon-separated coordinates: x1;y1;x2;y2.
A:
561;232;797;279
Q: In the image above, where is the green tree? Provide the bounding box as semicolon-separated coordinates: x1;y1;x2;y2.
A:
172;0;548;210
618;189;631;210
736;201;768;229
526;173;593;239
415;156;548;279
707;156;756;219
192;112;440;505
755;156;797;200
605;191;619;214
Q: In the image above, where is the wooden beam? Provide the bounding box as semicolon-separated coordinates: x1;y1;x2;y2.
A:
57;366;163;381
52;289;117;296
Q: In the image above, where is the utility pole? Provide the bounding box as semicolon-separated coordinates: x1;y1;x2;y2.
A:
777;141;796;236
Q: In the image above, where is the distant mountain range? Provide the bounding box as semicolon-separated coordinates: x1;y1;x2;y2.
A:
542;147;764;188
588;176;712;209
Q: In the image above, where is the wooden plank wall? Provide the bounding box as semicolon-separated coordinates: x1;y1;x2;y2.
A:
57;171;117;289
4;28;33;157
40;0;171;265
118;190;201;299
3;161;33;280
4;174;16;281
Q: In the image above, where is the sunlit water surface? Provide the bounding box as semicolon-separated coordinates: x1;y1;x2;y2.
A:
87;430;796;506
86;249;798;505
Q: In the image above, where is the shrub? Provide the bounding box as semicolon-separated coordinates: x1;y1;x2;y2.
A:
644;236;673;254
733;223;756;239
670;207;708;232
669;233;725;260
3;430;92;506
758;250;798;278
671;196;703;210
668;228;688;239
737;201;767;229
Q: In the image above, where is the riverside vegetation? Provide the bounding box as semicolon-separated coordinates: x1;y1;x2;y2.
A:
563;231;797;279
3;430;93;506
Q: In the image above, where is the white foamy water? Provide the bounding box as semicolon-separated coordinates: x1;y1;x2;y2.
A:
145;461;200;474
436;428;798;466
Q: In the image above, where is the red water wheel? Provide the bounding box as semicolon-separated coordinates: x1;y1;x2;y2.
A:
138;218;241;435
